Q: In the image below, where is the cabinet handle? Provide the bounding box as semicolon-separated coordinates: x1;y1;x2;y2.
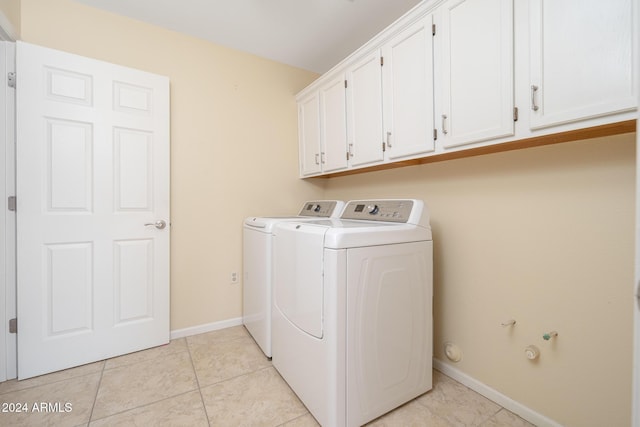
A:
320;152;326;164
386;132;392;148
314;153;320;165
531;85;540;111
442;114;448;135
348;143;354;158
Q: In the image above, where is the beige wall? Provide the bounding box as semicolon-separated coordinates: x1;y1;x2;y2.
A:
18;0;322;329
323;133;635;426
0;0;20;37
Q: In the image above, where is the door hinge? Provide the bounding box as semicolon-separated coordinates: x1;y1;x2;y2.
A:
380;56;384;66
7;72;15;88
433;129;438;140
382;142;386;152
432;24;436;36
344;80;347;89
513;107;519;122
9;318;16;334
346;151;350;161
7;196;16;211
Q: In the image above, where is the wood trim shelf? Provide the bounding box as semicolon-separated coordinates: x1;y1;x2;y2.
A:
309;120;637;179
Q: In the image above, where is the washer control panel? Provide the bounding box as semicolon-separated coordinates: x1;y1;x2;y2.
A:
341;200;415;223
298;201;342;217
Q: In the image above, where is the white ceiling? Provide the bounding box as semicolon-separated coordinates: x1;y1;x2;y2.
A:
73;0;424;73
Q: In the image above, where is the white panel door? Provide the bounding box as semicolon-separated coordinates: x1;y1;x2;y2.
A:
346;50;384;168
383;14;435;160
319;74;348;173
529;0;636;129
298;92;322;176
16;41;170;379
439;0;514;148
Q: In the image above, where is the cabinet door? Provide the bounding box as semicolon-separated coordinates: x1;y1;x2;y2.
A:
346;50;384;168
383;15;435;160
529;0;635;129
439;0;514;148
298;93;321;176
320;75;348;173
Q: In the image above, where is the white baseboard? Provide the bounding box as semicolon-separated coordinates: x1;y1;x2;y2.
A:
433;358;562;427
170;317;243;340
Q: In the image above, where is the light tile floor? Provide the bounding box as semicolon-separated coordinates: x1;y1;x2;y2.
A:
0;326;535;426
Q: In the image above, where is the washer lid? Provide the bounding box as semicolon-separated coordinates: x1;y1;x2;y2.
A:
324;221;431;248
244;216;304;231
244;200;345;232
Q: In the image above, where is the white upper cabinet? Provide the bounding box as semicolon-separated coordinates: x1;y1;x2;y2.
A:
528;0;636;130
346;50;385;168
438;0;514;148
383;14;435;160
298;75;349;177
298;92;322;177
296;0;636;177
320;74;349;173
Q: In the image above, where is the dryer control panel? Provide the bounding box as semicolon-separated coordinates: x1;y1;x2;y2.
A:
340;200;417;223
298;200;343;217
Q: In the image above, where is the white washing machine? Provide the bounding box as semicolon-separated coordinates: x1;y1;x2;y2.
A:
243;200;344;358
272;199;433;427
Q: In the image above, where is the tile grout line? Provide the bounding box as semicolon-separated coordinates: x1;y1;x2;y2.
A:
477;406;506;427
86;346;201;424
0;365;105;397
275;412;314;427
185;336;212;427
100;342;188;372
87;389;201;424
86;361;107;425
196;363;275;391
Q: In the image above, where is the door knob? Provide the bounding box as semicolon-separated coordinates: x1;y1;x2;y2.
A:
145;220;167;230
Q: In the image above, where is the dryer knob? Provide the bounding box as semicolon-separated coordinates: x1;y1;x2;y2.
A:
312;204;321;212
367;204;379;215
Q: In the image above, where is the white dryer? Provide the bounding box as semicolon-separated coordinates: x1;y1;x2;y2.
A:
243;200;344;358
272;200;433;427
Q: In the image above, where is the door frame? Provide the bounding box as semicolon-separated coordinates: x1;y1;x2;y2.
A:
634;120;640;427
634;2;640;424
0;10;17;383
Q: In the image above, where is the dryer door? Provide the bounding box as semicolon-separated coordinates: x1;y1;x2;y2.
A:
273;223;327;339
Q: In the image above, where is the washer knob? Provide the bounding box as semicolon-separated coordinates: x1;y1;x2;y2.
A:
312;204;321;212
367;204;379;215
